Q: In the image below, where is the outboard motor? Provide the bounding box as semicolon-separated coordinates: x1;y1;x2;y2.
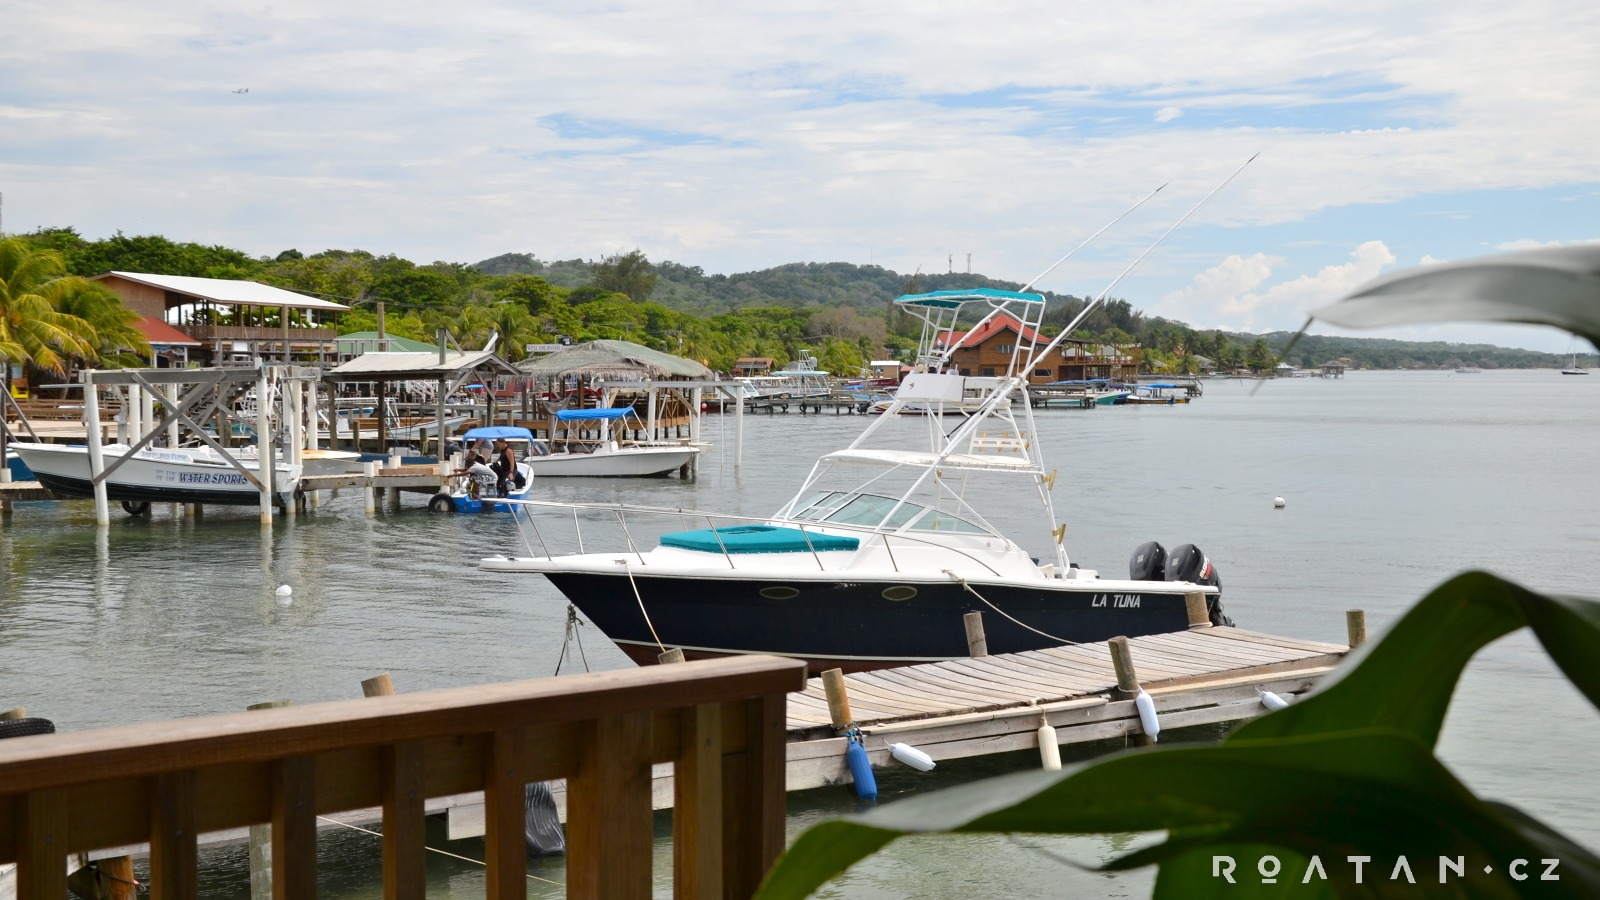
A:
1128;541;1167;581
1164;543;1233;626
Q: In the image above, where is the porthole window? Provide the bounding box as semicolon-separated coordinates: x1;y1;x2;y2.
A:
881;585;918;602
759;586;800;601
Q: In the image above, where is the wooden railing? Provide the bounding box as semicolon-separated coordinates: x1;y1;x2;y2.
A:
180;324;337;342
0;656;806;899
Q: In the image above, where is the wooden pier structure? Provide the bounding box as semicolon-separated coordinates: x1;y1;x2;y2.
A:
0;616;1354;895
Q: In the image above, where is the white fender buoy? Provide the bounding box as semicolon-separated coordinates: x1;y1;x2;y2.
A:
1037;723;1062;771
1135;689;1161;742
1260;690;1290;711
889;742;935;772
275;584;293;596
1273;496;1286;509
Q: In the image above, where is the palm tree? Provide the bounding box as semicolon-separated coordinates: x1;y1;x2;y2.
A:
0;238;99;383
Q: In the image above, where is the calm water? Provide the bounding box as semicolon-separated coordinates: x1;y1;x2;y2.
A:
3;369;1598;897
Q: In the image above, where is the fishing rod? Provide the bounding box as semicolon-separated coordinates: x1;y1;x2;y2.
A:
1019;152;1259;375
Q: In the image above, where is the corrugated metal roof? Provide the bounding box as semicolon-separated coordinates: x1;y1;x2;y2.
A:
327;350;518;379
97;272;350;311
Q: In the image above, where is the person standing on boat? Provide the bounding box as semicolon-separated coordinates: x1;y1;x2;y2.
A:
490;438;523;496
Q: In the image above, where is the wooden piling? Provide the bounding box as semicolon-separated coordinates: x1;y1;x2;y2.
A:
963;611;988;657
361;673;395;698
1107;636;1153;747
1184;591;1211;628
821;668;852;729
1346;609;1367;649
658;648;687;665
99;855;138;900
246;700;293;900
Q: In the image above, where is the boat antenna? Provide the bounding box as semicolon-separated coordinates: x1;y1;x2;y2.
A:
1021;152;1259;374
1017;183;1168;293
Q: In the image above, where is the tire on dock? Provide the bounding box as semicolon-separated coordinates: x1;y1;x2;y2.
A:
428;493;456;513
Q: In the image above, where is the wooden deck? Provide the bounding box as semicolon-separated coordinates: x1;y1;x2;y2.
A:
449;625;1349;834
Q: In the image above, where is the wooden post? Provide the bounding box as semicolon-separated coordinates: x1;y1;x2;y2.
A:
1184;591;1211;628
674;702;723;900
360;673;425;900
658;648;686;664
100;855;138;900
963;611;988;657
246;700;292;900
1108;636;1153;747
1346;609;1367;649
361;672;395;697
821;668;852;729
565;713;654;898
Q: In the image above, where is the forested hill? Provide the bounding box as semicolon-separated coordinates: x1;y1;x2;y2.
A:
475;252;1585;370
473;253;1068;314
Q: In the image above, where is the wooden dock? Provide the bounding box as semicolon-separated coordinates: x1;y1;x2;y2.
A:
448;624;1349;834
37;623;1349;866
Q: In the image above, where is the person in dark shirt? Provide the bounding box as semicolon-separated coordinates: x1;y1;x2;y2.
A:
490;438;523;495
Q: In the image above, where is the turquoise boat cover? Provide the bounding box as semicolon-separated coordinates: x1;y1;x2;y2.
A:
894;288;1045;309
659;525;860;554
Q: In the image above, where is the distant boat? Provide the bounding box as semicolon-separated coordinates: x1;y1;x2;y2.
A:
523;408;701;477
1562;351;1588;375
1454;366;1481;373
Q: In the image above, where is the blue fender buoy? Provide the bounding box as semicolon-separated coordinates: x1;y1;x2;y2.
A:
845;735;877;802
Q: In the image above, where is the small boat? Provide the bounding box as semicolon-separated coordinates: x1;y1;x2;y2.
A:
433;426;536;513
1455;366;1482;373
1123;382;1191;405
10;441;301;508
483;288;1230;671
1562;351;1588;375
524;409;700;477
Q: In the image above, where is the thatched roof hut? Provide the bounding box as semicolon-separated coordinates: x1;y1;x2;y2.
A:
516;339;712;381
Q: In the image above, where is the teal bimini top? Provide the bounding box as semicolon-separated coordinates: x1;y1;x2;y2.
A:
659;524;861;554
894;288;1046;309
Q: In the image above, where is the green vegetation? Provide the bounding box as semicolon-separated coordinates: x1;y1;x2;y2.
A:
9;228;1584;375
1;237;148;391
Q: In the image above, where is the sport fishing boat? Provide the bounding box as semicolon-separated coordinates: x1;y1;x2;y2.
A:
482;287;1231;671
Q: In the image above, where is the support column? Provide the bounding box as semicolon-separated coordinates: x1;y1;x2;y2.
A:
83;371;109;526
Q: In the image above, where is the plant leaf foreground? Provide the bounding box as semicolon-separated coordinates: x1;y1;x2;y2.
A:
756;572;1600;899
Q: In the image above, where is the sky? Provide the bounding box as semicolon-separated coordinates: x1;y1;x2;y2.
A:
4;0;1599;351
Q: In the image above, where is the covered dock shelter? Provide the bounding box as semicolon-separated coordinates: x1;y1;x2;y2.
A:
516;339;746;467
325;349;519;457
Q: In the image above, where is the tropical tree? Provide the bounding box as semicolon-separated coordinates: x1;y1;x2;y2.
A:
0;238;120;382
590;249;658;302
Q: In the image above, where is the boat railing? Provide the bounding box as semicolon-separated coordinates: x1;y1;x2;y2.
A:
502;498;1013;579
0;655;804;899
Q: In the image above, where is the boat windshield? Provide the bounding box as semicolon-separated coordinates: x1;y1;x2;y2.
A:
788;490;988;533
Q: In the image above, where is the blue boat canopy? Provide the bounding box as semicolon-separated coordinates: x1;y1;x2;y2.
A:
660;525;861;554
461;425;536;441
895;288;1046;309
555;408;636;422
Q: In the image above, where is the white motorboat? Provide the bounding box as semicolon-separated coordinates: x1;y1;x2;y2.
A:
483;288;1231;671
524;408;700;477
10;441;301;508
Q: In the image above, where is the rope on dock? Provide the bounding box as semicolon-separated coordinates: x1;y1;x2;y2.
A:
943;570;1079;646
314;815;566;887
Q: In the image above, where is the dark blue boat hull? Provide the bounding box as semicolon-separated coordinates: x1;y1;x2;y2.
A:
543;571;1193;671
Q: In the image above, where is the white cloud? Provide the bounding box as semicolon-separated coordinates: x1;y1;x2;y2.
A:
1156;241;1395;332
1154;106;1183;123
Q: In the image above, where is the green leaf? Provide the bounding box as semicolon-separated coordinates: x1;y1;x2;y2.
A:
757;731;1600;898
1308;244;1600;349
1230;571;1600;747
756;573;1600;899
